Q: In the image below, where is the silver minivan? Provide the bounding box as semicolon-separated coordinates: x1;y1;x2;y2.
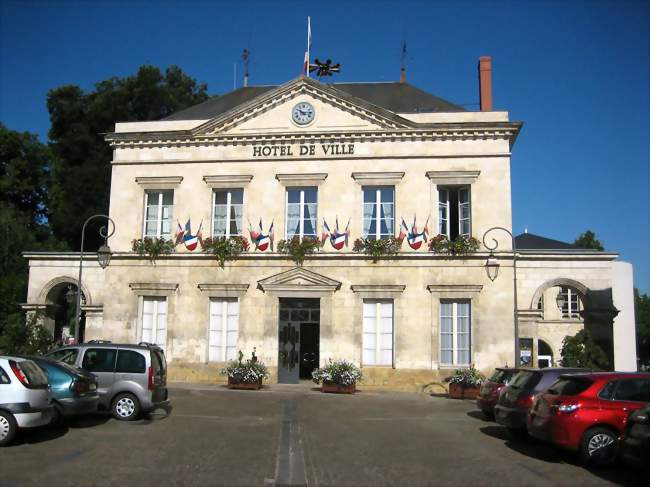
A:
0;356;54;446
47;342;168;421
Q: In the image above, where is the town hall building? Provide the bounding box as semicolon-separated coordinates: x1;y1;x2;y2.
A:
23;58;638;390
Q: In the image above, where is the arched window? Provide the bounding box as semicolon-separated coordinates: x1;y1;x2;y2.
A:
557;286;582;319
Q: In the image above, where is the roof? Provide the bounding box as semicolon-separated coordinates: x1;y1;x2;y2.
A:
163;81;465;121
515;233;579;251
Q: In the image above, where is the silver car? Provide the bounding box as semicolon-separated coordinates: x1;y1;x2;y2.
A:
0;356;54;446
47;342;168;421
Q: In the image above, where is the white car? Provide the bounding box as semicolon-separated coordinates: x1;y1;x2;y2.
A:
0;356;54;446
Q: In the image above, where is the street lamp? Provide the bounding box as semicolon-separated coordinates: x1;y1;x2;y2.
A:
74;215;115;344
482;227;520;366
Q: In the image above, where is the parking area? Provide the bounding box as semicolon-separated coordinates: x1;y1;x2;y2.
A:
0;384;637;486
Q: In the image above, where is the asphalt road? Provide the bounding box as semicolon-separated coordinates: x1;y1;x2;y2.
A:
0;384;638;486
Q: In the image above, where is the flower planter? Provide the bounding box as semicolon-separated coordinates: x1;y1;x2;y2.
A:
321;382;356;394
448;382;479;399
227;377;262;390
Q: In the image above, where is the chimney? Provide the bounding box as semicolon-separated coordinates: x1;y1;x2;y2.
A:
478;56;492;111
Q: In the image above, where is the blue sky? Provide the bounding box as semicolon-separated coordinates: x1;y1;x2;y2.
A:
1;0;648;292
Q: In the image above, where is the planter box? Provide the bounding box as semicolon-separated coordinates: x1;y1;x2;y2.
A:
448;382;479;399
321;382;356;394
227;377;262;390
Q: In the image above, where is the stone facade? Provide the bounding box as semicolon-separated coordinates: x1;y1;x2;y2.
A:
23;76;638;390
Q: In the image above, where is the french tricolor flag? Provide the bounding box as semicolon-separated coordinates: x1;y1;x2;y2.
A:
403;216;429;250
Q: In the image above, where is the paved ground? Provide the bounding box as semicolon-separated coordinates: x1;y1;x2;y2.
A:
0;383;638;486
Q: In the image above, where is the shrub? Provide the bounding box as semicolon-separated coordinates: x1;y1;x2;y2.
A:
352;237;402;263
276;236;320;266
220;350;270;384
445;364;485;387
560;329;611;370
132;237;175;264
312;359;363;386
202;236;249;268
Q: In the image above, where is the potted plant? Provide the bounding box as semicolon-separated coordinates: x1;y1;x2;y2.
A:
202;236;249;268
445;364;485;399
276;236;320;266
352;236;402;263
311;359;363;394
131;237;176;264
428;234;480;255
220;350;269;390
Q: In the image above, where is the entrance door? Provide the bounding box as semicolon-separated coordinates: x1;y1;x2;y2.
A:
278;298;320;384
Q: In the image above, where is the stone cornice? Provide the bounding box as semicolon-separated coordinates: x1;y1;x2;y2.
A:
275;173;328;185
202;175;253;188
351;285;406;293
427;284;483;295
426;170;481;185
135;176;183;189
197;283;250;297
351;172;405;185
129;282;179;292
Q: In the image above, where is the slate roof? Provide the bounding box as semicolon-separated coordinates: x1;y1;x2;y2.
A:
163;81;465;121
514;233;580;251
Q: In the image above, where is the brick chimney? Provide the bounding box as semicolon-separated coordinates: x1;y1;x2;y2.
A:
478;56;492;111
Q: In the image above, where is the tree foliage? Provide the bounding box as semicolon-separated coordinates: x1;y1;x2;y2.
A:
560;329;611;370
573;230;604;251
47;65;208;251
635;289;650;369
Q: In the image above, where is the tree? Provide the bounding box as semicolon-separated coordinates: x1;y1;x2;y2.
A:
47;65;209;250
635;288;650;369
573;230;604;251
560;329;611;370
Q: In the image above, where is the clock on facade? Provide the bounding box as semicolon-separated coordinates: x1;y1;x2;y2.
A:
292;102;315;125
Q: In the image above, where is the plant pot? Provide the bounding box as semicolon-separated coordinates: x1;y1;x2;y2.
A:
448;382;479;399
321;382;356;394
227;377;262;390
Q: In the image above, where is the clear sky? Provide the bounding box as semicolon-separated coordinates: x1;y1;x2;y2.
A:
1;0;649;292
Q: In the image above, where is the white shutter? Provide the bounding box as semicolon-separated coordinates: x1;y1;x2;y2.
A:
209;298;239;362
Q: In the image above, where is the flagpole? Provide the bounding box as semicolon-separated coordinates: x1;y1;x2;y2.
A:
306;16;311;77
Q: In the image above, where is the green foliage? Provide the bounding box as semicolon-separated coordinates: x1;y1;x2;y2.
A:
220;350;270;384
202;236;250;268
573;230;604;251
47;65;209;251
446;364;485;387
352;237;402;263
635;288;650;368
560;329;611;370
277;236;320;265
311;359;363;386
0;312;53;356
429;234;480;255
132;237;176;264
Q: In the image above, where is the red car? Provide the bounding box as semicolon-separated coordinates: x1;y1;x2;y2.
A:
527;372;650;466
476;367;518;419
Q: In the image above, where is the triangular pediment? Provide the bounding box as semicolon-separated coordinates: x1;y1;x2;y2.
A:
192;77;414;136
257;267;341;293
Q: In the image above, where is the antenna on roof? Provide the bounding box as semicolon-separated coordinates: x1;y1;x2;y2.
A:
242;48;250;87
400;41;407;83
524;225;528;234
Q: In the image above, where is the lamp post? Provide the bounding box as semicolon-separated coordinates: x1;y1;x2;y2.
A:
74;215;115;344
482;227;520;366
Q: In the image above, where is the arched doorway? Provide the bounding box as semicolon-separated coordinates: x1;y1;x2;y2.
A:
42;280;87;344
537;339;553;368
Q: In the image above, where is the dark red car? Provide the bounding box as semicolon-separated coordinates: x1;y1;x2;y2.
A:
476;367;518;419
528;372;650;466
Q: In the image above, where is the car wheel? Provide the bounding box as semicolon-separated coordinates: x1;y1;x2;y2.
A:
0;411;17;447
580;427;617;466
111;393;141;421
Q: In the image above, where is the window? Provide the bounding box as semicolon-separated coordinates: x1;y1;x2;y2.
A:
0;366;10;384
213;189;243;237
144;190;173;238
558;287;581;318
47;348;78;365
440;300;471;366
362;186;394;240
81;348;117;373
613;379;650;402
209;298;239;362
115;350;146;374
286;187;317;239
141;297;167;351
362;300;393;366
438;187;470;239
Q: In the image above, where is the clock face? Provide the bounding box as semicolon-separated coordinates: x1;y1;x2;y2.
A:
292;102;315;125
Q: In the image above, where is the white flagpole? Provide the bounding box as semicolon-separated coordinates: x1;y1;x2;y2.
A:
305;16;311;77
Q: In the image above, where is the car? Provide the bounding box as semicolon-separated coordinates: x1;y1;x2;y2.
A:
27;356;99;421
619;404;650;471
46;342;168;421
494;367;586;437
476;367;518;419
527;372;650;466
0;356;54;446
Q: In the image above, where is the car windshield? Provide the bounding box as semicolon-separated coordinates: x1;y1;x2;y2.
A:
47;348;78;365
489;369;516;384
509;370;541;389
547;377;593;396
